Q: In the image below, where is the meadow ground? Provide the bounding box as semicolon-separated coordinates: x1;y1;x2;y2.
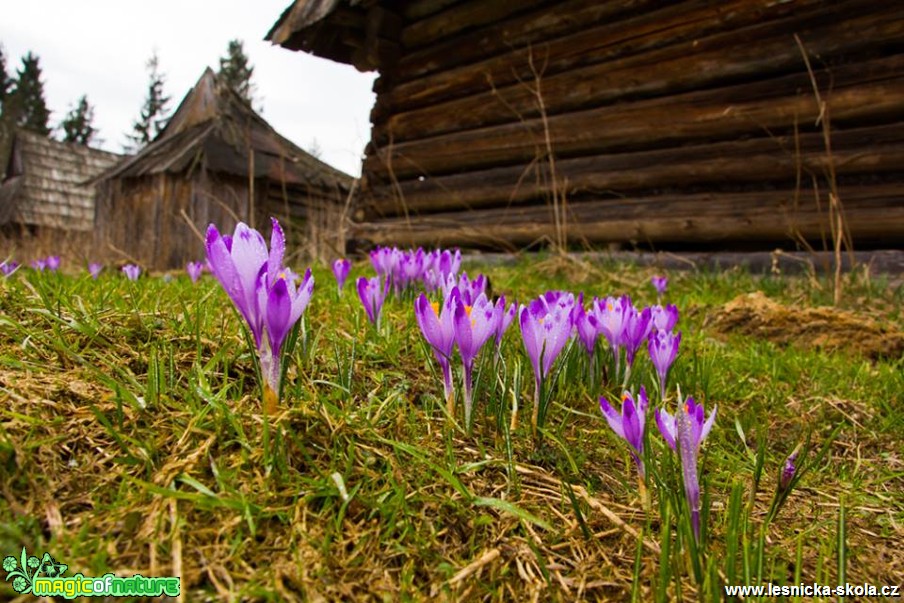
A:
0;254;901;601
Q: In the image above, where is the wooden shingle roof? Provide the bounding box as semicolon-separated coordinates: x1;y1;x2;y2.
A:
97;68;352;192
0;130;123;231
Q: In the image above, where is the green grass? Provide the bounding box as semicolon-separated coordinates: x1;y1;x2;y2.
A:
0;256;901;601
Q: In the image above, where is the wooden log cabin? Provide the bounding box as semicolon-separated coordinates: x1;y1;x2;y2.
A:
268;0;904;251
94;68;353;270
1;129;122;246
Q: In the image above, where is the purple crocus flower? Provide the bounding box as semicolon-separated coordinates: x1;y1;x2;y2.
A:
186;261;204;283
453;292;500;428
357;275;390;329
434;248;461;278
206;218;314;406
46;255;61;272
122;264;141;281
656;397;717;539
447;272;486;306
88;263;103;279
573;297;599;358
395;249;425;293
650;304;679;332
493;295;516;353
370;247;400;280
332;258;351;294
620;305;652;383
651;275;668;297
31;258;47;271
594;295;630;377
648;329;681;400
520;295;573;432
1;261;19;277
599;387;649;478
422;268;445;293
779;449;799;493
414;290;458;415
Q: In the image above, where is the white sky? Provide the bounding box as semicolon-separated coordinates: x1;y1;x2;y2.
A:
2;0;377;176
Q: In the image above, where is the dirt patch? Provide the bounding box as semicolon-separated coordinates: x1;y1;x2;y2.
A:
706;291;904;360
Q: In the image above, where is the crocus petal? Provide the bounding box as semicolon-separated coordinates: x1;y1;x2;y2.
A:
636;386;649;415
655;407;677;450
467;294;499;354
265;276;292;358
599;396;626;440
206;224;261;344
574;302;598;356
453;300;473;360
288;268;314;326
519;305;543;379
676;404;702;538
230;223;269;312
267;217;286;283
416;293;454;357
700;404;717;445
541;309;572;377
357;277;375;324
622;394;643;454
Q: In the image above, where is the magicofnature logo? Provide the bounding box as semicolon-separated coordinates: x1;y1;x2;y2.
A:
3;547;180;599
2;548;66;595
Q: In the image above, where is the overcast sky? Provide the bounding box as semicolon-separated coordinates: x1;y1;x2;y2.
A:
2;1;377;176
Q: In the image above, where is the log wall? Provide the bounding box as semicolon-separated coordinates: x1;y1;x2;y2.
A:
95;171;345;270
350;0;904;249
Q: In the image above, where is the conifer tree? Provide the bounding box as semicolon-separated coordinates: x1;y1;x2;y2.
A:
59;95;97;145
217;39;256;107
11;51;51;136
124;52;170;152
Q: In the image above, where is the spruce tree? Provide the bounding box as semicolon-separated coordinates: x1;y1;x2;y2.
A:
11;51;51;136
124;52;170;152
217;39;256;107
59;95;97;145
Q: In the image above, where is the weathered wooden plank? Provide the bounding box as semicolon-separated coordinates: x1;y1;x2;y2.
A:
363;55;904;180
352;185;904;248
377;0;832;118
401;0;464;21
400;0;554;50
374;6;904;143
362;123;904;218
391;0;677;84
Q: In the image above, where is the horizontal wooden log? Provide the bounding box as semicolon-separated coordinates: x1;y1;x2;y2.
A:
377;0;832;118
401;0;462;22
374;6;904;143
388;0;678;85
351;185;904;249
363;55;904;180
361;123;904;218
400;0;553;51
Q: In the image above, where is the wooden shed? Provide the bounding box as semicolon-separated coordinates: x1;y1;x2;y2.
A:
95;68;353;270
268;0;904;251
1;129;122;238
